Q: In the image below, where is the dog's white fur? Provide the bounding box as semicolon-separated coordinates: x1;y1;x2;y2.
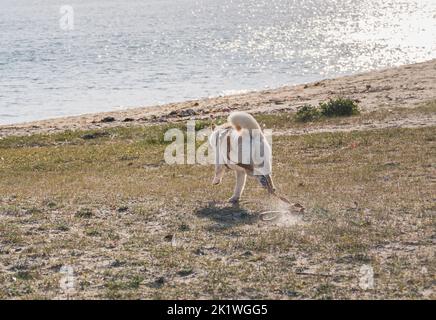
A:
209;111;274;203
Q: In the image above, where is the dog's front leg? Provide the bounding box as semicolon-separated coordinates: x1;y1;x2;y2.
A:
212;164;226;185
229;170;246;203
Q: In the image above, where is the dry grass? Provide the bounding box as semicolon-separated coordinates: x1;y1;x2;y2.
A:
255;100;436;130
0;104;434;299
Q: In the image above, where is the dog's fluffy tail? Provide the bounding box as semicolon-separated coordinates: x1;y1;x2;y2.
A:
228;111;261;131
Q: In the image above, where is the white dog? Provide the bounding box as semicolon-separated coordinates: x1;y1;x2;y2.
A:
209;111;275;203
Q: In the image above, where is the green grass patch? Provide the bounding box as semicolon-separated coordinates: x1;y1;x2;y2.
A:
319;98;360;117
295;97;360;122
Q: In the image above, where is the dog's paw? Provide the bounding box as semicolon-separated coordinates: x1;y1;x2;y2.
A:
212;177;222;185
228;196;240;204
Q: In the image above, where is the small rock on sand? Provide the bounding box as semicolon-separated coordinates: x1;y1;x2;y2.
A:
101;116;116;123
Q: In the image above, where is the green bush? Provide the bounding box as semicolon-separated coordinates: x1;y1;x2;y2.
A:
295;104;321;122
319;98;360;117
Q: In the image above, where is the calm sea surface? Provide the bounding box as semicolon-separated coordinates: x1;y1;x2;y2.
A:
1;0;435;124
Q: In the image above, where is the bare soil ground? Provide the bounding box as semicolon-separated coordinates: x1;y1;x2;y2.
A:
0;100;434;299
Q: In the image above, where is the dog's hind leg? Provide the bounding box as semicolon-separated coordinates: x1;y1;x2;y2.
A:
229;170;246;203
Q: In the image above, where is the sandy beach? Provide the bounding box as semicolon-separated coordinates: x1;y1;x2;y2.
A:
1;59;435;138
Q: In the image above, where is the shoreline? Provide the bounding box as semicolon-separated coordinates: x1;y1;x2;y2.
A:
1;59;435;138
